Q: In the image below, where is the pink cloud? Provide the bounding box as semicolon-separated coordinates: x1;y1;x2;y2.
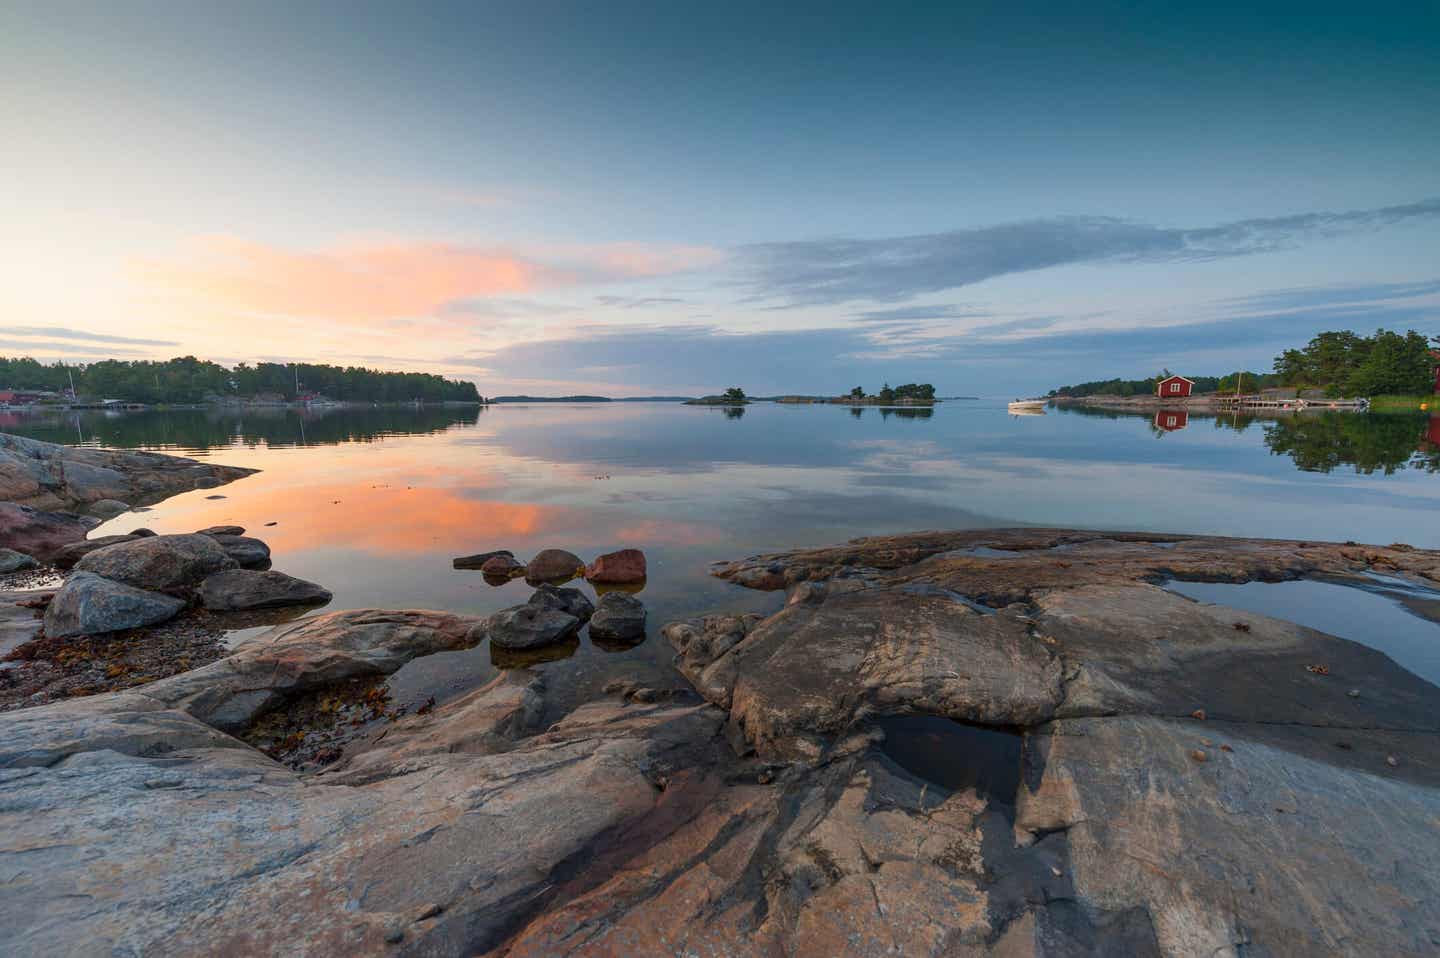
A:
135;235;721;323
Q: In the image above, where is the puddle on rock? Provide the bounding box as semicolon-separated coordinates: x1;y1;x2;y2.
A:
1166;577;1440;686
878;715;1022;811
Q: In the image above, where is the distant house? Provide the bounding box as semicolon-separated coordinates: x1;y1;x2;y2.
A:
0;390;56;406
1430;350;1440;394
1154;409;1189;431
1155;375;1194;399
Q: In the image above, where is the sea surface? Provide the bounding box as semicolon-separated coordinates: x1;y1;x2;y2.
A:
7;400;1439;708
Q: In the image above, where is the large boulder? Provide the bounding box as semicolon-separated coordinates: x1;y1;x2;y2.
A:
486;604;581;650
208;534;271;568
524;549;584;585
585;548;647;584
0;502;96;563
0;548;38;574
73;533;237;596
198;569;333;612
588;592;647;642
42;571;186;638
527;583;595;621
452;549;514;570
50;534;141;570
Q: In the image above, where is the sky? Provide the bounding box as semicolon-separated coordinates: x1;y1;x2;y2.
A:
3;0;1439;396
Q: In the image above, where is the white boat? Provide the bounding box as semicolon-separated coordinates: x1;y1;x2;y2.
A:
1007;399;1047;413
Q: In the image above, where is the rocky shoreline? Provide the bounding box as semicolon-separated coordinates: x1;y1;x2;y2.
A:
3;518;1439;955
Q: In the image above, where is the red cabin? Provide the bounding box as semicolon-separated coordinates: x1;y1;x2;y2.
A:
1430;350;1440;394
1154;409;1189;431
1155;375;1194;399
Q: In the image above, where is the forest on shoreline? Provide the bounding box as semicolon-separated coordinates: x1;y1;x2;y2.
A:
0;355;480;404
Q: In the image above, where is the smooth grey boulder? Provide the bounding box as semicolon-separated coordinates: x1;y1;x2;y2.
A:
524;548;584;584
192;476;223;489
0;548;38;573
73;533;237;595
486;604;581;650
50;534;141;570
209;534;271;568
198;569;332;612
43;571;186;638
527;583;595;621
198;525;246;537
87;498;131;519
588;592;646;642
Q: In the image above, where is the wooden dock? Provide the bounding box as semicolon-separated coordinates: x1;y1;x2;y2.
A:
1213;395;1369;411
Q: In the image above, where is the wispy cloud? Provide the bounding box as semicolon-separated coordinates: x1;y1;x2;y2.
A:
134;236;723;323
0;326;179;347
737;199;1440;306
0;339;156;357
595;295;688;309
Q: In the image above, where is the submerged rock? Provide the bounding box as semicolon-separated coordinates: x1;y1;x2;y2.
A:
524;548;585;584
197;524;246;537
73;533;237;595
486;604;581;650
43;571;186;638
0;548;38;574
198;569;333;612
527;583;595;621
585;548;647;584
588;591;646;642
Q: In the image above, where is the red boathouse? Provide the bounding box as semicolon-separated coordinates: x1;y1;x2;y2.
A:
1155;375;1194;399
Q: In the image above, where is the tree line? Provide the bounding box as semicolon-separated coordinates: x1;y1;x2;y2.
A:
847;383;936;401
0;356;481;404
1273;329;1436;396
1050;327;1437;399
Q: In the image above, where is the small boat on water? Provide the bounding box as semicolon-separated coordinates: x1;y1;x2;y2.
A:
1007;398;1047;413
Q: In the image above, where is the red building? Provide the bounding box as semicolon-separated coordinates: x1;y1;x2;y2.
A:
1154;409;1189;431
1430;350;1440;394
1155;375;1194;399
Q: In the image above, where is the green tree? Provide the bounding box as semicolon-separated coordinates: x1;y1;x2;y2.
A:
722;386;746;402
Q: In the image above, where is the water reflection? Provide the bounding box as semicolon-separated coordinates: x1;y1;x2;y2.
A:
1060;405;1440;475
0;404;482;451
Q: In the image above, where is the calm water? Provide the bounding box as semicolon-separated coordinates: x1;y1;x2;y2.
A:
7;401;1439;708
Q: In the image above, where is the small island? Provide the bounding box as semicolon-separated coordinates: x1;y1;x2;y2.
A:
828;382;938;406
684;387;750;406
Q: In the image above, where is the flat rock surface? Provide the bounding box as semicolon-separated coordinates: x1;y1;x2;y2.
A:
3;529;1439;957
0;431;256;512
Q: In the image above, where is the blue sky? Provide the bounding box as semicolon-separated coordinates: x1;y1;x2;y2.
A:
3;0;1438;395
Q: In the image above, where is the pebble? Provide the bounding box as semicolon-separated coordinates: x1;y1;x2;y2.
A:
1346;689;1361;698
1386;755;1399;768
1190;749;1208;763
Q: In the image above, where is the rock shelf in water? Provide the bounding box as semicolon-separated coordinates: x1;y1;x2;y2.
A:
2;529;1439;956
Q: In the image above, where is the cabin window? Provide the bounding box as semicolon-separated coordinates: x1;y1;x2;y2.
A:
1169;382;1181;393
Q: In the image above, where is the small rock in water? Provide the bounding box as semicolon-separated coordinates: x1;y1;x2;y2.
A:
1190;749;1208;763
589;592;646;642
204;495;227;500
198;525;246;537
585;548;647;584
525;549;585;585
480;554;525;579
128;528;158;538
486;604;581;650
453;549;514;570
1191;708;1207;720
1346;689;1361;698
1386;755;1400;768
209;534;271;569
527;583;595;621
